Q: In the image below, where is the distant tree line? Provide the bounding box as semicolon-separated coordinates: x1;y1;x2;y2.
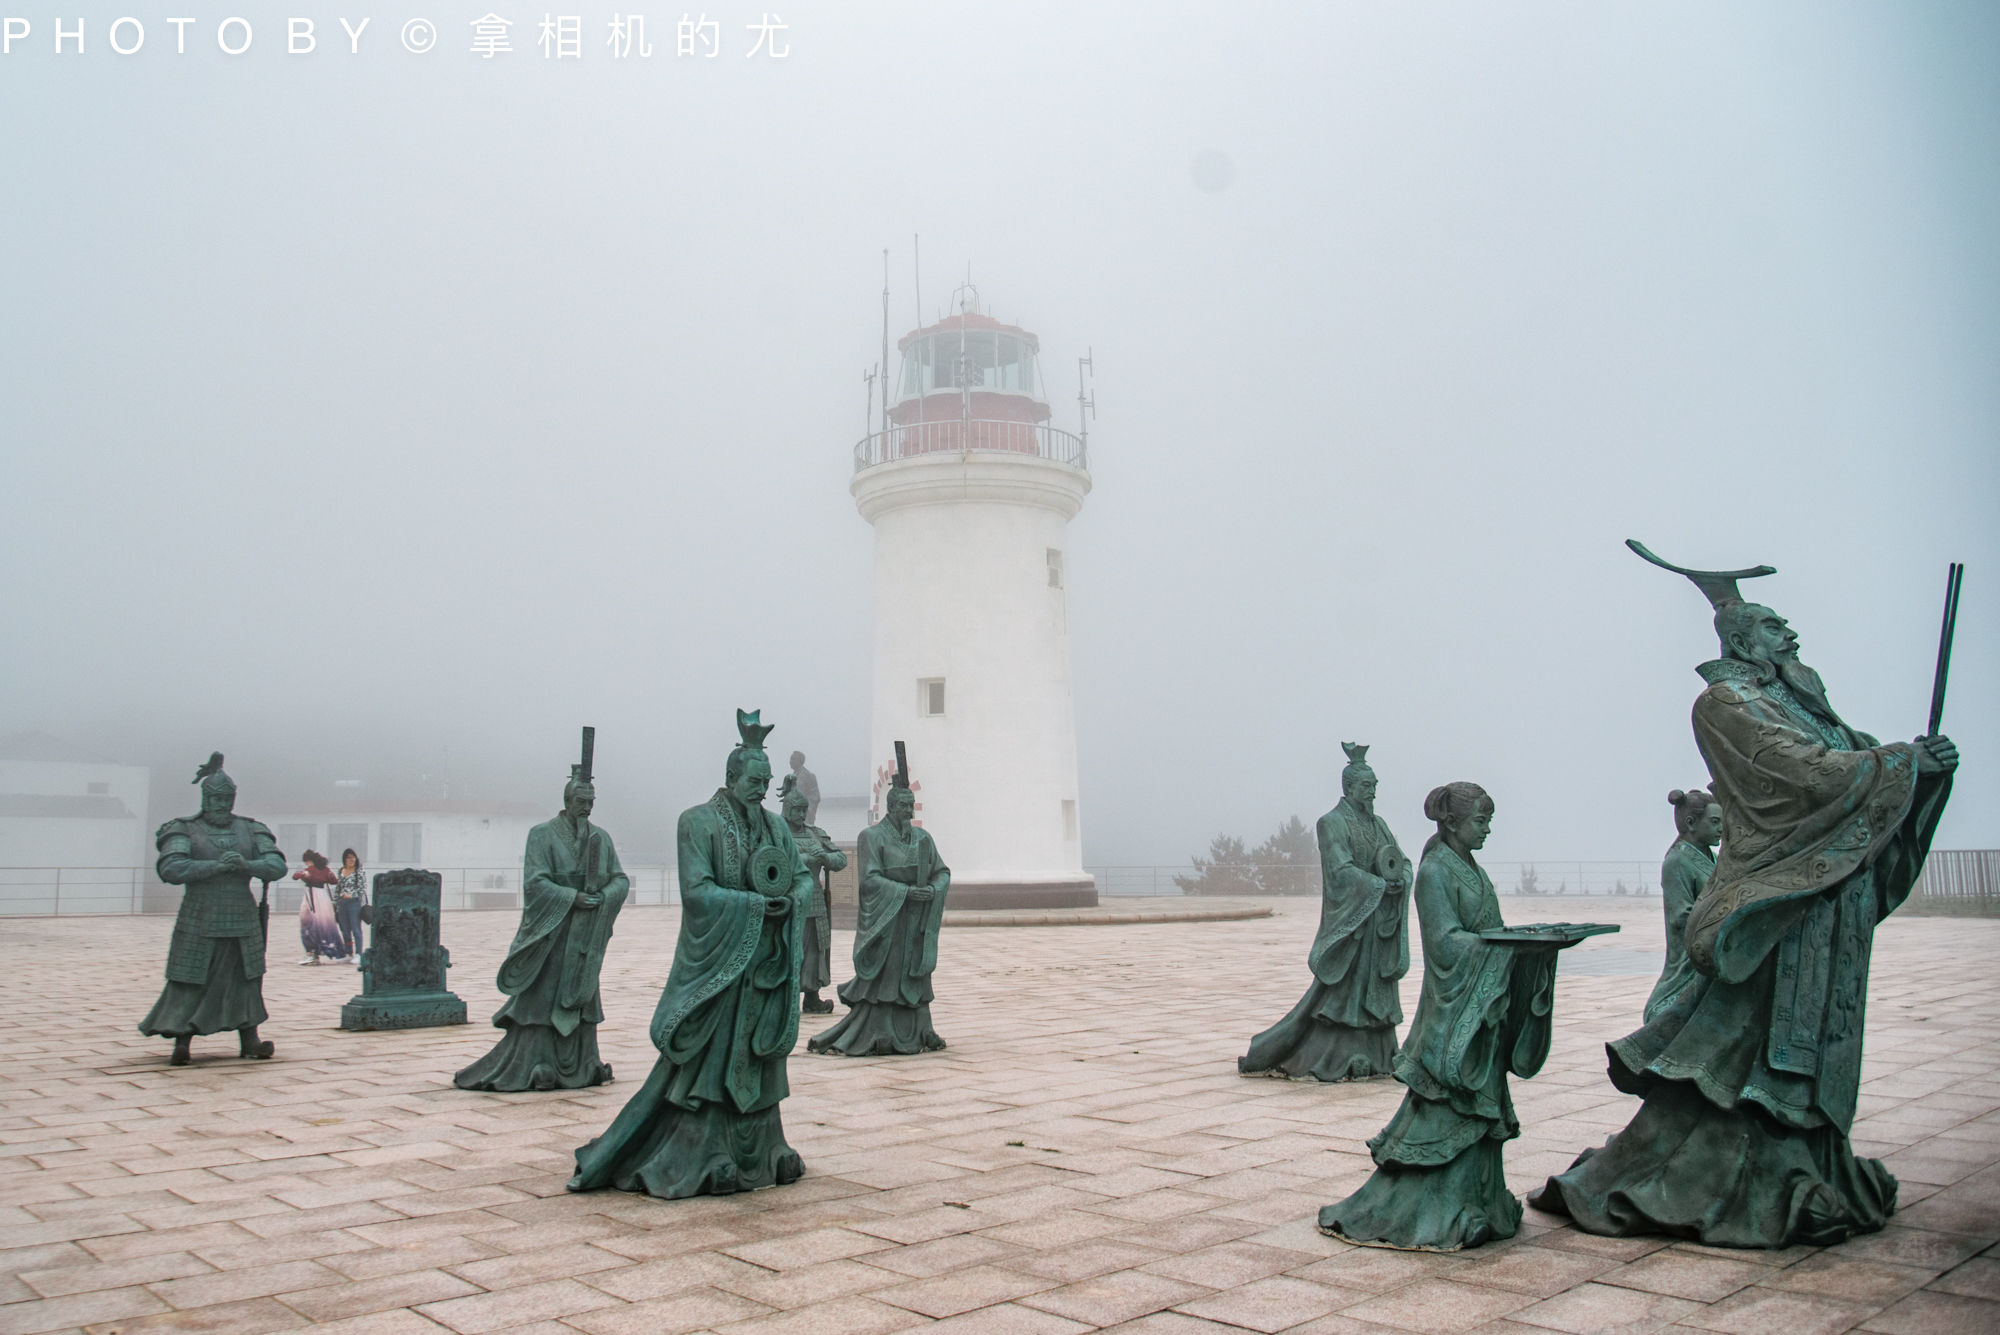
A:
1176;816;1319;896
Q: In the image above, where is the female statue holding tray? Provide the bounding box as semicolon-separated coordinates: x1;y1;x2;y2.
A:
1318;781;1613;1251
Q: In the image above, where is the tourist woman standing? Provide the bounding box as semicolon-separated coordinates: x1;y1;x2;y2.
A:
292;850;346;963
333;847;367;966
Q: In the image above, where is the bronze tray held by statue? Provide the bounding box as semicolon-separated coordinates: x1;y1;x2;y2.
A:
1478;922;1619;947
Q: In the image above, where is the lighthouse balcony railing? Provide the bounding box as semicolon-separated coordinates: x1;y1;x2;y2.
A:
853;419;1088;474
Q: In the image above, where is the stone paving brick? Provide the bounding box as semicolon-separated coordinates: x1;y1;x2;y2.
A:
147;1259;347;1311
1759;1252;1933;1305
413;1277;620;1334
0;1283;168;1335
1857;1287;2000;1332
1172;1274;1369;1331
563;1286;774;1335
709;1293;929;1335
1017;1269;1214;1326
82;1295;311;1334
1593;1250;1766;1303
1504;1279;1699;1334
276;1269;483;1322
1925;1254;2000;1299
1332;1277;1535;1333
18;1250;213;1299
1674;1284;1876;1335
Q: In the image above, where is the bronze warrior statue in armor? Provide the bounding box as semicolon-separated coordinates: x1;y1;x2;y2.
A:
140;754;287;1065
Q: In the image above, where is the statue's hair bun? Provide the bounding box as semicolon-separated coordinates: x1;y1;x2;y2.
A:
1668;788;1687;805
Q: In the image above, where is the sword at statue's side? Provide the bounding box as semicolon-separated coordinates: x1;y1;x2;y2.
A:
1926;563;1964;738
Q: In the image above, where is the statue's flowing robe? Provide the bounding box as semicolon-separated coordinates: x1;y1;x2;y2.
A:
789;821;846;996
140;815;287;1038
1534;659;1952;1247
1241;799;1409;1081
570;791;811;1199
1319;843;1558;1251
454;814;630;1091
808;818;949;1056
1643;838;1713;1023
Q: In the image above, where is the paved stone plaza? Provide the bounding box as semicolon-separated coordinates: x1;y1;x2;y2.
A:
4;896;1998;1335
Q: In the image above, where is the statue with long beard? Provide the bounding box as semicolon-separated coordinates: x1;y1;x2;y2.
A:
1533;545;1959;1248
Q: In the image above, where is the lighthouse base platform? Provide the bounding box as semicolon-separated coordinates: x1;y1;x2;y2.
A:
944;876;1099;912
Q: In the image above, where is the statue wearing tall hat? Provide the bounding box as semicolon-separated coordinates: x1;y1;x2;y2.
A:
809;742;950;1057
1240;742;1411;1082
456;728;630;1092
1533;543;1959;1248
568;710;810;1199
779;773;847;1014
140;754;288;1065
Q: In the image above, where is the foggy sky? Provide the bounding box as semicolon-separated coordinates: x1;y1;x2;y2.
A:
3;2;1995;868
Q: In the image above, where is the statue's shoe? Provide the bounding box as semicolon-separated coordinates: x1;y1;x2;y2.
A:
595;1063;615;1085
170;1038;192;1066
529;1064;558;1091
775;1150;805;1185
240;1039;274;1060
709;1163;741;1194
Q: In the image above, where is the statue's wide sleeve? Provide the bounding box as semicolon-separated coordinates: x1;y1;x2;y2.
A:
1688;685;1925;982
1309;809;1388;984
598;831;631;912
1400;856;1514;1118
852;828;911;982
649;807;764;1052
498;824;574;994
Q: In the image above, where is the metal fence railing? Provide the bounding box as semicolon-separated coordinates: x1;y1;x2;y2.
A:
1910;850;2000;907
6;852;1995;916
0;866;682;917
1110;861;1662;898
853;419;1087;473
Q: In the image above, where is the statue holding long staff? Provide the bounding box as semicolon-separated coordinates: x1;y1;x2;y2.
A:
1533;544;1961;1248
455;727;630;1092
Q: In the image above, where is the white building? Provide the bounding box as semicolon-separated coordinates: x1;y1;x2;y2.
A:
0;733;154;914
851;286;1096;910
258;796;543;910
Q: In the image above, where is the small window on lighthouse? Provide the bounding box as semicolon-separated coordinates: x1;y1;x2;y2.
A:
1046;548;1064;589
920;678;947;717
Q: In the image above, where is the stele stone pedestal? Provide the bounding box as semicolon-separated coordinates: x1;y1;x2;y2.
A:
340;868;467;1030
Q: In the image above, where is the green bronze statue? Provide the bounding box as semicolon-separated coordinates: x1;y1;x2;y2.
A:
140;754;286;1065
569;710;810;1198
1320;783;1612;1251
1241;742;1410;1081
1643;786;1720;1023
456;730;629;1092
781;774;847;1014
1532;544;1959;1248
809;742;949;1057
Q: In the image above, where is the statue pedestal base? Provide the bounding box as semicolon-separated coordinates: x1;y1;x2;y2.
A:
341;991;467;1031
338;869;467;1032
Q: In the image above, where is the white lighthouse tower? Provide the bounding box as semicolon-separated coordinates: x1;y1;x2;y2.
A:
852;284;1096;910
